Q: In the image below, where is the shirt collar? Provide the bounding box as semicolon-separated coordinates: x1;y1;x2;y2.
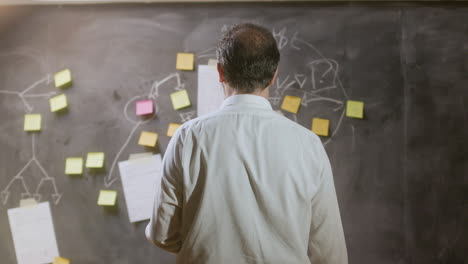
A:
220;94;273;110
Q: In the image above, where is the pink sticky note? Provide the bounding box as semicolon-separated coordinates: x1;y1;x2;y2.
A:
136;100;154;116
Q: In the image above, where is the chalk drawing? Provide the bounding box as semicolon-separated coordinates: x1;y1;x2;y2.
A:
272;27;289;50
0;75;62;206
0;75;55;113
104;72;190;187
197;47;217;59
294;74;307;89
269;28;349;146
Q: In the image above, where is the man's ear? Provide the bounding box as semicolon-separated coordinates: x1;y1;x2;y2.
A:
267;67;279;88
217;63;226;83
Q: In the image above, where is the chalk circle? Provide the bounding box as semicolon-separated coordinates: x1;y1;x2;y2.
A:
124;95;158;124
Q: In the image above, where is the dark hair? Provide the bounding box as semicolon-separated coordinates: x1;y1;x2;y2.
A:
216;23;280;93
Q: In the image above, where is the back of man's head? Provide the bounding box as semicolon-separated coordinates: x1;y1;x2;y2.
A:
217;23;280;94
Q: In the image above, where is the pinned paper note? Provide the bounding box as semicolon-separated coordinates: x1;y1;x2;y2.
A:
197;65;225;117
136;99;154;116
54;69;72;88
176;53;195;71
312;118;330;136
53;256;70;264
275;110;284;116
346;100;364;119
97;190;117;206
65;157;83;175
24;114;41;132
167;123;182;137
128;152;153;160
118;155;162;222
170;90;191;110
138;131;158;147
85;152;105;168
8;202;59;264
20;198;38;208
207;59;218;67
50;94;68;112
281;96;302;114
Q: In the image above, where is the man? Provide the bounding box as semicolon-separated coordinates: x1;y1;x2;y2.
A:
146;23;348;264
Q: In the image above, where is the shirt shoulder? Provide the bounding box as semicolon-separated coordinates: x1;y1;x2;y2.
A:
179;109;322;146
277;114;322;145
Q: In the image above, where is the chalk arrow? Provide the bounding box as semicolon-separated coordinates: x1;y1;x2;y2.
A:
32;193;42;202
20;193;32;199
180;111;195;123
1;191;10;205
301;94;309;107
294;74;307;89
175;83;185;91
275;75;290;90
52;193;63;205
46;74;54;84
221;25;228;32
334;104;344;112
104;176;118;188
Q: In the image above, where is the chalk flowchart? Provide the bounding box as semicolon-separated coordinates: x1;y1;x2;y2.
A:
0;25;363;208
271;27;350;146
0;74;63;206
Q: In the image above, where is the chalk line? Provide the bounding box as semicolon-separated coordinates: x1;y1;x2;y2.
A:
104;121;142;188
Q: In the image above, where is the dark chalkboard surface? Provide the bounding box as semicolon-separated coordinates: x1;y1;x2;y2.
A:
0;3;467;264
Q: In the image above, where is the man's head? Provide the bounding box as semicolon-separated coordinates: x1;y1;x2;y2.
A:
216;23;280;95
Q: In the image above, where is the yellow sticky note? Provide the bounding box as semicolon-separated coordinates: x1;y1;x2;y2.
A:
167;123;182;137
281;96;302;114
176;53;195;71
311;118;330;137
97;190;117;206
53;256;70;264
86;152;105;168
170;90;191;110
346;100;364;119
24;114;41;131
138;131;158;147
50;94;68;112
54;69;72;88
65;157;83;175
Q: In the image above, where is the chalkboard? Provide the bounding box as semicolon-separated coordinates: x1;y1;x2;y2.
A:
0;2;467;264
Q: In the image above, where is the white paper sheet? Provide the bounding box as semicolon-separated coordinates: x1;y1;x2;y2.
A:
7;202;59;264
118;154;162;223
197;65;225;117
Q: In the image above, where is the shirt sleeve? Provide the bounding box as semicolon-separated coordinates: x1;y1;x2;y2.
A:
308;145;348;264
145;127;185;253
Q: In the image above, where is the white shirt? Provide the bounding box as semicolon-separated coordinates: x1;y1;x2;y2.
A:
146;94;348;264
